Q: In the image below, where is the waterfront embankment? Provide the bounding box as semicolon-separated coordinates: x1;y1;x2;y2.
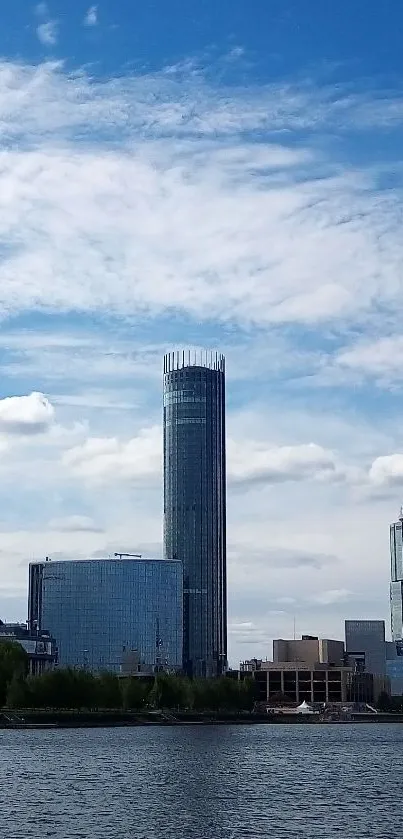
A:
3;709;403;728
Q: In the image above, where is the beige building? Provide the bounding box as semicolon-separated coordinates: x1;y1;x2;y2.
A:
273;636;344;667
253;661;350;704
240;634;390;705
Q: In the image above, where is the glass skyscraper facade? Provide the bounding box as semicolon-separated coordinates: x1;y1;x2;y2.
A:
28;558;183;673
345;620;386;676
390;508;403;640
163;351;227;678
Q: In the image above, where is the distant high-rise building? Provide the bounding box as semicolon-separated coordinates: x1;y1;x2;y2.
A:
163;351;227;678
345;620;386;676
28;557;183;673
390;508;403;640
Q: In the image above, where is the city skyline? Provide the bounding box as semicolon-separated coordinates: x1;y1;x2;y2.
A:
0;1;402;666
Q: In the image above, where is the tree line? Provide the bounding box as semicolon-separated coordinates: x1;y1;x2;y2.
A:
0;641;256;711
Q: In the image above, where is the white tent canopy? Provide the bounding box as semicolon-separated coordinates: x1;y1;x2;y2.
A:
296;700;314;714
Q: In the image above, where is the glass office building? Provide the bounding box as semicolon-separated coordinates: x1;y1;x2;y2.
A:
386;640;403;695
345;620;386;676
163;351;227;678
390;508;403;640
28;558;183;673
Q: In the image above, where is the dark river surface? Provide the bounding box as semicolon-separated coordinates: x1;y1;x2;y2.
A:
1;724;402;838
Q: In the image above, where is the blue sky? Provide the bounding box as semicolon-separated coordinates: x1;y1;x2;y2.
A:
0;1;403;664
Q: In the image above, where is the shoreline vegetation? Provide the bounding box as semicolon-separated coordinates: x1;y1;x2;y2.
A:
2;643;403;727
0;642;257;717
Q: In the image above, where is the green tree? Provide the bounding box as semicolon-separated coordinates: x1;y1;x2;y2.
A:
191;677;257;713
149;674;190;710
6;673;31;709
123;677;150;710
96;673;123;709
239;677;257;712
0;641;28;706
28;668;97;709
191;678;222;711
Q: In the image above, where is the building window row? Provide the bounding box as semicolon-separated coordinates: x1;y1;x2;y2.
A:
164;393;207;405
165;418;207;426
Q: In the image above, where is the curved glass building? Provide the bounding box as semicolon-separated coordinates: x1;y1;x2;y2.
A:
28;557;183;673
163;351;227;678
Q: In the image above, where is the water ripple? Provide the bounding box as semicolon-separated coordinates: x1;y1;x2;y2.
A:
0;724;402;838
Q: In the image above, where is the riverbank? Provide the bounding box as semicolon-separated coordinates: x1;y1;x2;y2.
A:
2;709;403;728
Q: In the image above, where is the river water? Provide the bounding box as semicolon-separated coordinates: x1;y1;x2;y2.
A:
1;724;401;838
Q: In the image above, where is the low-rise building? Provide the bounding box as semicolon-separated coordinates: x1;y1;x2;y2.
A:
251;661;351;704
0;621;57;675
242;661;389;706
240;633;390;706
240;658;263;673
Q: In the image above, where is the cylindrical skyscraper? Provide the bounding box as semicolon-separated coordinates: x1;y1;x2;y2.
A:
163;351;227;678
390;506;403;640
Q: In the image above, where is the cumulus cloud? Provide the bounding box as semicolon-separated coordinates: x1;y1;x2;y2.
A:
36;21;58;46
84;5;98;26
61;426;346;488
0;392;54;435
228;440;340;485
62;426;161;482
369;454;403;488
336;336;403;383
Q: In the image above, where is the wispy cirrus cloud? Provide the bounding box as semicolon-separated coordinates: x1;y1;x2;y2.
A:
0;60;401;333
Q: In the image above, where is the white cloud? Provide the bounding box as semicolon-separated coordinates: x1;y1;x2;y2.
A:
0;55;401;663
61;426;345;488
369;454;403;488
35;2;48;15
62;426;161;483
36;21;58;46
311;589;352;606
228;440;340;485
0;61;400;329
336;336;403;383
84;5;98;26
47;515;103;533
228;544;336;571
0;392;54;435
